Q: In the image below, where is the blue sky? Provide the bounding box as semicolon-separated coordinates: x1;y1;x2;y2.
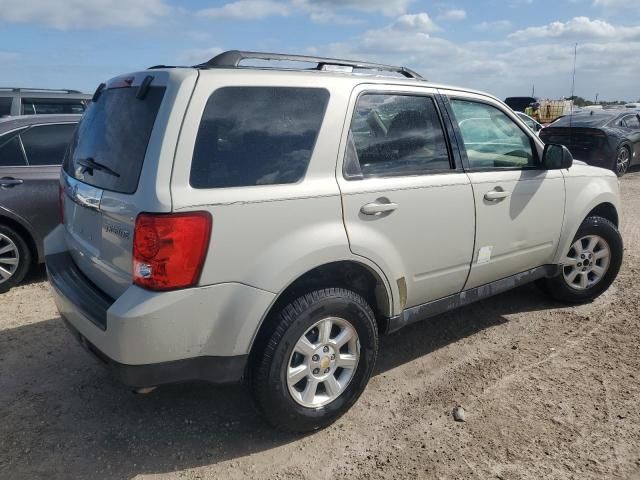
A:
1;0;639;101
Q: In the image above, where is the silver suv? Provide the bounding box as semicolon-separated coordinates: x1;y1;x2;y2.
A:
45;51;623;432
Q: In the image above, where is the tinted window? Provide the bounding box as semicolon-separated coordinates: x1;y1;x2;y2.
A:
621;115;640;129
0;133;27;167
21;98;86;115
64;86;165;194
451;99;536;169
345;94;450;179
21;124;77;166
191;87;329;188
0;97;11;117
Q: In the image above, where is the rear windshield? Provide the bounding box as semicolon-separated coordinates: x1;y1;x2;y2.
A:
190;87;329;188
63;86;165;194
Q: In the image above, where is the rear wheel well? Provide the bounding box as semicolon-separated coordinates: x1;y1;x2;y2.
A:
0;216;38;266
249;261;392;365
587;203;618;227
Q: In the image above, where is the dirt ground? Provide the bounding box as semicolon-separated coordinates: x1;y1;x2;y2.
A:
2;172;640;480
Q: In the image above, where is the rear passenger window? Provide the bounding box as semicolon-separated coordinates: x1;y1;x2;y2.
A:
0;97;11;117
345;94;450;179
21;98;86;115
21;124;77;165
190;87;329;189
0;135;27;167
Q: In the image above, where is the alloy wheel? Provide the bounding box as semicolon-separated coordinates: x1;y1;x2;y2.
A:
617;147;630;176
562;234;611;290
0;233;19;284
287;317;360;408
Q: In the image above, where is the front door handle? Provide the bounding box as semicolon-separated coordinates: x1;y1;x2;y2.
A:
0;177;23;188
361;201;398;216
484;188;511;202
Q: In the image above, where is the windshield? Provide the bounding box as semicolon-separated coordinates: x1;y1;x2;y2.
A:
63;86;165;194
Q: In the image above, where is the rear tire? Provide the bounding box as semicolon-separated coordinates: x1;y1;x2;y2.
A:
0;225;31;294
614;145;630;177
250;288;378;433
543;216;622;303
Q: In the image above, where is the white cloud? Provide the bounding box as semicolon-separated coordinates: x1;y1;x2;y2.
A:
593;0;636;8
390;13;440;32
0;51;19;62
323;13;640;101
475;20;513;31
509;16;640;41
178;46;224;65
438;9;467;21
0;0;171;29
197;0;290;20
308;10;362;25
305;0;413;16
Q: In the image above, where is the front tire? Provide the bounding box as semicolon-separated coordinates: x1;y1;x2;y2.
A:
250;288;378;433
543;216;622;303
0;225;31;294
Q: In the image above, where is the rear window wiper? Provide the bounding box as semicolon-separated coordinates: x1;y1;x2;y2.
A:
76;157;121;178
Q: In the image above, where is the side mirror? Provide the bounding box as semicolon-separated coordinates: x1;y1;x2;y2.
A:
542;144;573;170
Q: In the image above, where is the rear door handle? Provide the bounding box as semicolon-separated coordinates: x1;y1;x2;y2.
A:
484;189;511;201
0;177;23;188
360;201;398;216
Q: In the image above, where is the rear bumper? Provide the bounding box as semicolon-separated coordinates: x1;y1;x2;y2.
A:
62;316;247;388
45;225;276;386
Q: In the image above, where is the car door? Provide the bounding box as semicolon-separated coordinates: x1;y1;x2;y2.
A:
0;123;77;255
337;85;475;312
444;92;565;289
0;128;31;221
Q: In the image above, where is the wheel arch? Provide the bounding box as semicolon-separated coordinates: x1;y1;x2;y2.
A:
247;259;394;360
0;211;39;265
587;202;618;227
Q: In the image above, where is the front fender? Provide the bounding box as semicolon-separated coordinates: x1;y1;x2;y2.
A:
553;172;620;263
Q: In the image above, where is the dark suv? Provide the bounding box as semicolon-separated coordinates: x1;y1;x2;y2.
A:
0;88;90;117
0;114;80;291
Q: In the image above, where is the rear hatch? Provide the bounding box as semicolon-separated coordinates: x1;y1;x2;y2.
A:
61;69;197;299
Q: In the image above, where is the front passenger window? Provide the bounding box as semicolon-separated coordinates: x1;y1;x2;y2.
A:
450;99;536;169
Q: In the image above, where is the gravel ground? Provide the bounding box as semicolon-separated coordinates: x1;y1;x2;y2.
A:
2;170;640;480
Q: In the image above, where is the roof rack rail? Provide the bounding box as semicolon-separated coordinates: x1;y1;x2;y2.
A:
196;50;423;79
0;87;83;94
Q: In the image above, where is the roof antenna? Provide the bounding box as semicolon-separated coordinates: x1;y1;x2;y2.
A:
569;43;578;129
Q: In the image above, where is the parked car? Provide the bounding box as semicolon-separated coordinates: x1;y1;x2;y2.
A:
46;51;623;433
516;111;543;135
505;96;537;113
0;88;90;117
0;114;80;291
540;110;640;176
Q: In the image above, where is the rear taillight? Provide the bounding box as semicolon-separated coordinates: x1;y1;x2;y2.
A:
132;212;212;291
58;185;65;224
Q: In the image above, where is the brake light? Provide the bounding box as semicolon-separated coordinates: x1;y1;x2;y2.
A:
58;185;65;224
133;212;212;291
